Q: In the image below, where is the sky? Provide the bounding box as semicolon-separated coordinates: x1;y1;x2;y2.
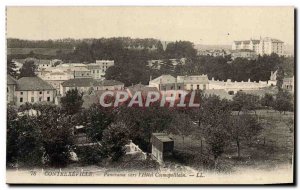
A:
6;7;294;45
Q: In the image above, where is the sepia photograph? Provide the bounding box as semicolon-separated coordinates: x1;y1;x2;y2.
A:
5;6;295;184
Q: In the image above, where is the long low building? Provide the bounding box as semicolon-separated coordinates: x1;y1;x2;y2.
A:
149;74;275;96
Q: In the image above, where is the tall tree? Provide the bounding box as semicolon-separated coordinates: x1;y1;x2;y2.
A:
273;90;293;114
276;66;285;91
198;95;232;165
230;114;262;158
101;122;129;161
60;89;83;115
19;60;36;78
7;59;18;78
232;92;260;115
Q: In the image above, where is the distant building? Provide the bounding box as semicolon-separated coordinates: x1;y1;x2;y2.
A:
40;71;72;94
97;80;124;91
60;78;99;96
283;77;294;92
7;75;17;104
147;58;186;70
41;63;91;79
197;49;229;57
232;37;284;56
87;60;114;79
209;78;268;95
177;75;209;90
15;77;56;106
231;49;258;60
149;74;275;96
60;78;124;96
87;60;115;79
149;75;184;91
149;74;209;91
151;133;174;163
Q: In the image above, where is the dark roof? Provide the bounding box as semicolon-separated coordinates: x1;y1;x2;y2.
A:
251;40;260;44
61;78;97;87
152;133;174;143
16;77;55;91
7;75;17;85
101;80;124;86
271;39;284;43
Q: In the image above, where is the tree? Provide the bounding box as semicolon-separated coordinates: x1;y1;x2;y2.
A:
273;90;293;114
7;59;18;78
60;89;83;115
260;93;274;109
168;111;195;143
198;96;232;164
7;106;19;165
115;105;173;152
101;122;129;161
41;115;75;167
7;109;44;167
232;92;260;115
230;114;262;158
19;60;36;78
80;104;114;142
276;66;285;90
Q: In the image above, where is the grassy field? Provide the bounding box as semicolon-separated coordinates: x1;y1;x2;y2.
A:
7;48;74;56
171;109;294;173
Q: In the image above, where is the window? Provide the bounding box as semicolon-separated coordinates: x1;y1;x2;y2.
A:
39;91;42;94
170;86;173;90
39;97;42;101
20;98;23;102
97;70;99;73
47;91;50;94
203;84;206;90
47;97;50;102
32;91;34;95
31;97;34;102
20;92;23;95
179;94;181;98
7;87;8;93
197;85;200;90
178;86;181;90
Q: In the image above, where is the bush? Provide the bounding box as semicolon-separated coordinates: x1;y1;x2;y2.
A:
102;122;129;161
76;145;103;165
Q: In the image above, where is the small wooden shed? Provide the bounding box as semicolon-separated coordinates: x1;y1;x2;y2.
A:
150;133;174;163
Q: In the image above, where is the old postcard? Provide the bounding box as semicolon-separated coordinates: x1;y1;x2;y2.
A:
6;7;295;184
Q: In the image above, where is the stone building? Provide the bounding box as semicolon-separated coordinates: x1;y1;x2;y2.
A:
15;77;56;106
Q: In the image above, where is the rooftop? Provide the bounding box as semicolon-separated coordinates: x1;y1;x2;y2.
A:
7;75;17;85
150;75;176;84
152;133;174;143
61;78;97;87
101;80;124;86
16;77;55;91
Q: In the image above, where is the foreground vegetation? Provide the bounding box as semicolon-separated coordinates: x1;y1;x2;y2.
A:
7;88;294;173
